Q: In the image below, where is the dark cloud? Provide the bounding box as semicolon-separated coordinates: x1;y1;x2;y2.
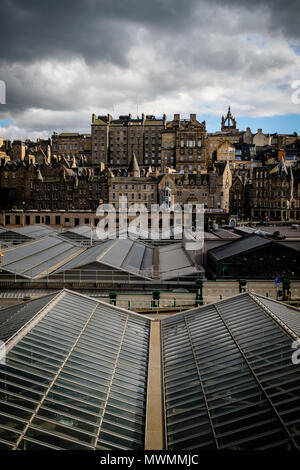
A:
0;0;298;67
0;0;299;138
219;0;300;42
0;0;201;65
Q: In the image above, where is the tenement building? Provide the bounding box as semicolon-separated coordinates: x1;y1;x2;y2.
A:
91;113;166;168
157;161;232;210
249;158;300;222
0;158;108;212
229;176;247;218
51;132;92;166
161;113;207;172
108;154;158;210
0;138;51;164
215;140;260;183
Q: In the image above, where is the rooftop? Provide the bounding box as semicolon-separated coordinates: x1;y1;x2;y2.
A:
53;238;200;281
207;234;272;262
0;225;58;243
0;236;83;279
0;290;298;450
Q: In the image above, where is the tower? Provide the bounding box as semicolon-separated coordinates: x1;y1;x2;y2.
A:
221;106;237;131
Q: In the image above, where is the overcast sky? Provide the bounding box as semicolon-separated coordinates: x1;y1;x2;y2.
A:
0;0;299;140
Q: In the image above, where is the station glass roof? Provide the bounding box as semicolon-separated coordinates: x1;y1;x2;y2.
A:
0;291;299;450
0;290;150;450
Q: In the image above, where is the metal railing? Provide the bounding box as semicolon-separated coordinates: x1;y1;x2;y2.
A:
105;297;197;312
0;269;203;285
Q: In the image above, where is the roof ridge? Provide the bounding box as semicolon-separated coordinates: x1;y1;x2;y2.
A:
249;292;299;340
120;239;145;272
5;290;64;350
62;288;153;320
96;238;119;262
160;292;249;322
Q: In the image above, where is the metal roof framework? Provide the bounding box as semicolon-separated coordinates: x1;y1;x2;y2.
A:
0;293;59;343
256;294;300;338
53;239;201;281
0;225;58;243
161;293;300;450
59;226;95;243
207;234;272;262
0;290;151;450
0;291;299;450
0;236;84;280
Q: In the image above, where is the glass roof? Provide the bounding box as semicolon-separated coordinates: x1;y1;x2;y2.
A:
0;293;59;343
161;293;300;450
0;291;150;450
0;291;299;451
1;236;82;279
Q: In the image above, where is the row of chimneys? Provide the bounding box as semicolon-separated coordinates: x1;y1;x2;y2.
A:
92;113;168;124
173;113;197;121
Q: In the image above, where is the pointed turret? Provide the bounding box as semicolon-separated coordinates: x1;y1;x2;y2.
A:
128;152;140;177
35;169;43;182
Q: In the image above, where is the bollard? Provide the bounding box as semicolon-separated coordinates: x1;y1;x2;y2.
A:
109;292;117;306
152;290;160;308
195;279;203;306
239;279;247;293
283;279;291;301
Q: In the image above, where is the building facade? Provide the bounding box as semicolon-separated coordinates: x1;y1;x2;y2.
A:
0;159;108;212
51;132;91;166
249;160;300;221
161;114;207;172
91;113;166;168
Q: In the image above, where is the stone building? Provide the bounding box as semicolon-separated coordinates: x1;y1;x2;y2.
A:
161;113;207;172
51;132;91;166
157;162;232;211
0;139;11;162
143;115;166;168
91;113;166;168
285;140;300;164
241;127;253;145
253;129;271;148
108;154;158;210
248;158;300;221
0;138;52;165
25;138;52;165
206;107;241;164
10;140;26;161
229;176;246;218
0;159;108;212
214;140;261;185
0;161;36;208
271;132;299;148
